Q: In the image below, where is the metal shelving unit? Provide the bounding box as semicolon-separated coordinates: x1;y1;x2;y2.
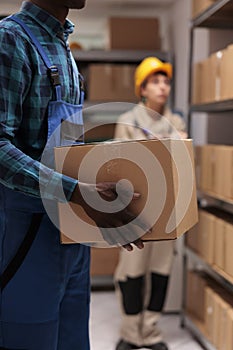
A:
191;98;233;112
185;247;233;294
197;190;233;215
72;49;172;64
187;0;233;135
184;1;233;348
191;0;233;29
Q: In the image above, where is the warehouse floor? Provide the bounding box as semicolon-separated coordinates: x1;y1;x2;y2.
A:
90;291;203;350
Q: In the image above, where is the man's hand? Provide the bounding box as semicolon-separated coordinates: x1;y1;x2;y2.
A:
70;182;150;250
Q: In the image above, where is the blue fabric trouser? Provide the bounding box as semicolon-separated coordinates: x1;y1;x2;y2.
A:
0;201;90;350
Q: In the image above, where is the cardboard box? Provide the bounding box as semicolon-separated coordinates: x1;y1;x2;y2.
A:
199;145;216;193
90;247;119;276
225;221;233;277
54;139;198;245
108;17;161;50
185;220;199;253
195;144;233;199
199;210;215;265
202;52;222;103
212;292;223;347
204;285;233;345
210;51;222;102
192;0;217;19
226;309;233;350
220;45;233;100
192;62;203;105
88;64;137;102
186;270;208;321
205;286;216;342
194;145;203;189
217;297;232;350
202;58;212;104
213;145;233;199
214;216;225;270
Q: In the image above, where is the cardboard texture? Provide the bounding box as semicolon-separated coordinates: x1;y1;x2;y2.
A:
90;247;119;276
202;58;212;104
205;286;216;342
195;144;233;200
226;309;233;350
54;139;198;245
209;51;222;102
225;221;233;278
185;221;199;253
192;62;203;104
214;217;225;271
186;209;215;265
192;0;217;18
217;297;232;350
204;285;233;346
192;52;222;104
186;271;208;321
88;64;137;102
220;45;233;100
199;210;215;265
108;17;161;50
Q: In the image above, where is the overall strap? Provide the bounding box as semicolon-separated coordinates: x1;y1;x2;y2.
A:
9;15;62;100
10;15;84;105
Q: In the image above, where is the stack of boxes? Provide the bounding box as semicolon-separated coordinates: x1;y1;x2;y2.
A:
192;45;233;104
194;145;233;201
88;17;161;103
185;136;233;349
186;270;233;350
187;208;233;280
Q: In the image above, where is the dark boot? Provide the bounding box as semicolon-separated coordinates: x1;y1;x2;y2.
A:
115;339;140;350
144;341;169;350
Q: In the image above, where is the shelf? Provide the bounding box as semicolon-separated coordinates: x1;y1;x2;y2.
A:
186;1;233;348
91;275;114;289
197;190;233;215
190;98;233;112
72;49;172;64
83;101;134;113
83;101;134;123
185;247;233;293
184;315;216;350
191;0;233;28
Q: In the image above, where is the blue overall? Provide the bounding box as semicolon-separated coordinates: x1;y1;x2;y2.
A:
0;16;90;350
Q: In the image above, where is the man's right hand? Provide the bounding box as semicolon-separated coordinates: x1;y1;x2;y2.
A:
70;182;150;250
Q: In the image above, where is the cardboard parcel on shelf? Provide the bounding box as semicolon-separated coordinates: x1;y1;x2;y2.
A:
54;139;198;245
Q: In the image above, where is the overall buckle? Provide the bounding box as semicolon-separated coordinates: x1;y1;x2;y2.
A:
48;65;60;86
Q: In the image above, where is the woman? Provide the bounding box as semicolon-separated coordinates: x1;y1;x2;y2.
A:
114;57;187;350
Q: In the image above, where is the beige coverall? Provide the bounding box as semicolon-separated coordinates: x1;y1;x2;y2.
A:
114;102;186;347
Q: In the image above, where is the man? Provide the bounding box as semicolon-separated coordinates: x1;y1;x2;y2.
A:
114;57;187;350
0;1;145;349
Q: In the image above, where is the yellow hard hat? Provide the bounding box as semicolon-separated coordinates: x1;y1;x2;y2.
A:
134;57;173;97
